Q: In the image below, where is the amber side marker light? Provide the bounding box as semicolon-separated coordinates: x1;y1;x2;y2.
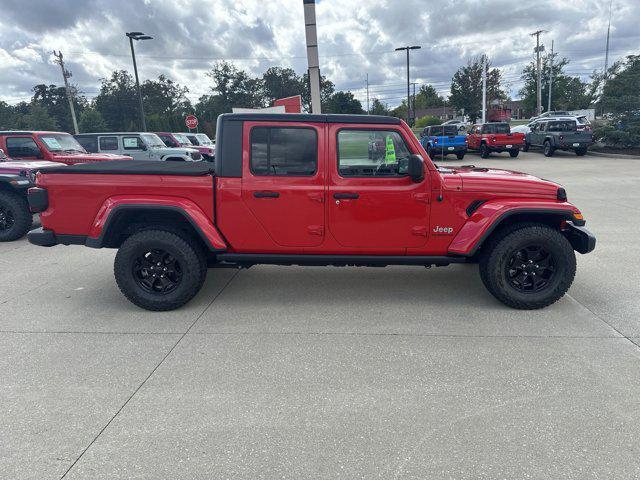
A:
573;213;584;221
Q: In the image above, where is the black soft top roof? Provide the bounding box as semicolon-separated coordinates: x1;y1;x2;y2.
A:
42;160;215;176
218;113;401;124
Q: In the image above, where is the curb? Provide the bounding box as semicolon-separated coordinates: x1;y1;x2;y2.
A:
588;151;640;160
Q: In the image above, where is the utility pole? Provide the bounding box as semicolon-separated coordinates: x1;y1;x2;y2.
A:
395;45;421;126
303;0;322;114
126;32;153;132
366;73;370;114
52;51;78;134
481;55;487;123
548;40;554;113
411;82;417;120
604;0;613;77
530;30;546;116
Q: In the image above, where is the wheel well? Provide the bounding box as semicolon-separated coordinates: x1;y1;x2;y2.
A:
472;212;569;259
100;208;209;252
164;156;186;162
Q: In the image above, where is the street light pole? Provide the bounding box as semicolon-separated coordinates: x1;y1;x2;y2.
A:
395;45;421;126
126;32;153;131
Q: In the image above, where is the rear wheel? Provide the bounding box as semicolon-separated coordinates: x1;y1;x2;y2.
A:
114;229;207;311
480;144;490;158
509;149;519;158
543;141;555;157
426;145;433;158
479;224;576;309
575;147;588;156
456;152;465;160
0;190;33;242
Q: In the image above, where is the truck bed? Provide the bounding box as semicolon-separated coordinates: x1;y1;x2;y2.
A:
41;160;216;176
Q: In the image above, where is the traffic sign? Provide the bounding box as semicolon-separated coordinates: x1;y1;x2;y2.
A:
185;115;198;129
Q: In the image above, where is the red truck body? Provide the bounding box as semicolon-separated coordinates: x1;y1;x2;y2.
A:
0;131;132;165
27;114;595;311
466;123;525;158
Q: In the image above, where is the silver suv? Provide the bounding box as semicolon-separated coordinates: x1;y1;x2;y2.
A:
74;132;202;162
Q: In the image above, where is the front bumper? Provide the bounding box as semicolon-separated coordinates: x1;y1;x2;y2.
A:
564;222;596;254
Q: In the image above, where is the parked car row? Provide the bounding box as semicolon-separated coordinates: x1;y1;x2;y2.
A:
420;118;593;160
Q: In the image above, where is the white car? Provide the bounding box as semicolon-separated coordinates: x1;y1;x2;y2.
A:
511;124;532;134
75;133;203;162
441;120;469;132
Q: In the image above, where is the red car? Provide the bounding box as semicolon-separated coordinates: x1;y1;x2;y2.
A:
466;123;526;158
28;113;595;311
0;131;132;164
155;132;215;161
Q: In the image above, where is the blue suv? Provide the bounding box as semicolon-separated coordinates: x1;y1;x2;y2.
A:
420;125;467;160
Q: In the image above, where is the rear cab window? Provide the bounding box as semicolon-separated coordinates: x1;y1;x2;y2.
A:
337;129;411;177
548;121;577;132
250;127;317;176
99;137;119;151
76;136;98;153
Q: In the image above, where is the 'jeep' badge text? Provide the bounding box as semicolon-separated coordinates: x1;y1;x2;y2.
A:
433;225;454;235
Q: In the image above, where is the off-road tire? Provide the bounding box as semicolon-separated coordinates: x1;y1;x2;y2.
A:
114;229;207;311
509;149;519;158
543;141;555;157
575;147;588;156
0;190;33;242
456;152;465;160
479;224;576;309
426;145;433;158
522;142;530;152
480;144;490;158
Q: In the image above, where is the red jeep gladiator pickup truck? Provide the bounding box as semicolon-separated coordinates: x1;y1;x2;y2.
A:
467;123;526;158
0;131;132;164
27;113;595;311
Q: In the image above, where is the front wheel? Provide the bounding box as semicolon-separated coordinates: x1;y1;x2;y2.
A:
479;224;576;309
0;191;33;242
480;144;490;158
114;229;207;311
509;149;519;158
522;142;530;152
543;141;555;157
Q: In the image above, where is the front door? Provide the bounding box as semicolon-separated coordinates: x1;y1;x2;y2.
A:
327;126;430;248
4;136;44;160
241;122;325;247
466;126;481;149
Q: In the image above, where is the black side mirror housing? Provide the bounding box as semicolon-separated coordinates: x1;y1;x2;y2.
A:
408;154;424;182
140;143;148;151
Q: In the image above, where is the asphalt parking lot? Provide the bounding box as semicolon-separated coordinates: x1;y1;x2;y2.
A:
2;151;640;479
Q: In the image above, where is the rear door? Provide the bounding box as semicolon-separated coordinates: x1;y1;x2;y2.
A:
327;125;430;249
241;121;325;247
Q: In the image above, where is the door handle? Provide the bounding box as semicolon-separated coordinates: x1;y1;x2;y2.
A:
253;191;280;198
333;193;359;199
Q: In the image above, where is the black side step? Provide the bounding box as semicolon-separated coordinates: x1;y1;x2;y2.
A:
215;254;467;267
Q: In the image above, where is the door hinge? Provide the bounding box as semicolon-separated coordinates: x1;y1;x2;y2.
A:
308;225;324;236
411;226;428;236
413;193;430;204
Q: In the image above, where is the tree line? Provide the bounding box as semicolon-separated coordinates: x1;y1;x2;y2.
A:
0;54;636;147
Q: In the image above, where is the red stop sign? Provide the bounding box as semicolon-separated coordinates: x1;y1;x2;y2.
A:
185;115;198;129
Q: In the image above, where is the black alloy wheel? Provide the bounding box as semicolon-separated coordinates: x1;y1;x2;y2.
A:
505;245;555;293
132;248;183;294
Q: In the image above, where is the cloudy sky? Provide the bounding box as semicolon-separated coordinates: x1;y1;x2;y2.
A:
0;0;637;108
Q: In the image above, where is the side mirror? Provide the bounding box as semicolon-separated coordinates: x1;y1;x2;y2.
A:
408;154;424;182
0;148;6;161
140;143;148;151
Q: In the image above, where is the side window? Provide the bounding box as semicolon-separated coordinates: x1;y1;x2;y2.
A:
99;136;119;151
337;129;412;177
158;134;175;147
250;127;317;176
122;137;143;150
76;136;98;153
6;137;42;158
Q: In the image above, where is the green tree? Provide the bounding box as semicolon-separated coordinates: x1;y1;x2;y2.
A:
31;84;86;133
301;72;335;112
262;67;305;105
324;91;364;114
519;56;594;116
370;98;390;116
450;55;506;123
16;103;58;130
141;75;192;117
78;108;108;133
414;84;446;109
94;70;139;131
0;101;17;129
414;115;442;128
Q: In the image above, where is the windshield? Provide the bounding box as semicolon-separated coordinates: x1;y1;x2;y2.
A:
172;133;192;146
195;134;213;145
38;133;86;153
140;133;167;149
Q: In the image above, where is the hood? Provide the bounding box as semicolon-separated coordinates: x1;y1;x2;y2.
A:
0;160;63;175
438;165;561;198
50;152;132;162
